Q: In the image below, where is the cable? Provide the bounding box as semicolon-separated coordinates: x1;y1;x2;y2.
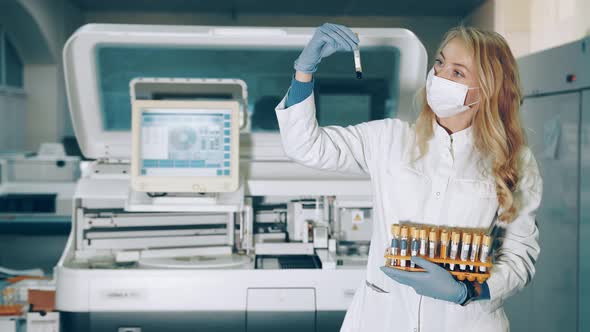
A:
146;192;167;198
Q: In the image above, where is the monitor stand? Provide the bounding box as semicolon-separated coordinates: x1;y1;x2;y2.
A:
152;192;218;205
125;187;242;213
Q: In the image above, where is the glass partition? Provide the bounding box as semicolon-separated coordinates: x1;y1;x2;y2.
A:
96;45;400;132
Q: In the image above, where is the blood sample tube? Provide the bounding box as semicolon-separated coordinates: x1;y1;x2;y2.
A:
470;233;482;271
449;231;461;270
400;226;409;267
419;228;428;257
429;229;438;259
410;227;420;268
459;232;472;271
479;235;492;272
390;224;401;266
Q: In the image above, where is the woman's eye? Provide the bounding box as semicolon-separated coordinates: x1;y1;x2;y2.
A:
453;70;464;78
434;59;443;66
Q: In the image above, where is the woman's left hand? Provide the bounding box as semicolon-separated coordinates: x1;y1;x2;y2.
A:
380;256;468;304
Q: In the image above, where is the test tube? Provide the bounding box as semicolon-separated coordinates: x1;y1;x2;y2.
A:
429;229;438;259
353;33;362;79
479;235;492;272
390;224;401;266
449;231;461;270
459;232;472;271
440;229;449;261
470;233;482;271
410;227;420;268
400;226;409;267
419;228;428;257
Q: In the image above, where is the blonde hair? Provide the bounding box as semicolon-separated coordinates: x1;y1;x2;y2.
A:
415;26;525;223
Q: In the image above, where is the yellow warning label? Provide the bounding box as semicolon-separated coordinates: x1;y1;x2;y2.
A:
351;209;365;224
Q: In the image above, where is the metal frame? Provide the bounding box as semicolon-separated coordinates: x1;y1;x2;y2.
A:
0;27;6;87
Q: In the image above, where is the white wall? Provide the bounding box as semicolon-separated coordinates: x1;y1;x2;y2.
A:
23;64;59;149
0;0;82;151
13;0;82;150
530;0;590;53
0;90;26;151
466;0;590;58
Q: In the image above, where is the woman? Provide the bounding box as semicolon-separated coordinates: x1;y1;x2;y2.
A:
275;23;542;331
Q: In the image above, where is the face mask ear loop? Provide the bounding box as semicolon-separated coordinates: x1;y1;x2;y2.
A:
468;99;482;127
465;85;480;114
469;106;477;127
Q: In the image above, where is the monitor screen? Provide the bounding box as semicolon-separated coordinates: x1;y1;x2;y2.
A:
131;99;239;193
140;108;232;178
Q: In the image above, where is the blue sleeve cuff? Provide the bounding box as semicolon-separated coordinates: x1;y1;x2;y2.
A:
285;76;314;108
479;281;491;300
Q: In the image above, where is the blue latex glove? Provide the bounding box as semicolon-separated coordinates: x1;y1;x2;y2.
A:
294;23;359;73
380;256;468;304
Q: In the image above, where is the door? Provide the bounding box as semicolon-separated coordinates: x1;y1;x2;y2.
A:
504;92;580;332
580;89;590;332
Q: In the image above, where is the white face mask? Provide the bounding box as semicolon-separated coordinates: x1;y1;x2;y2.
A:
425;68;479;118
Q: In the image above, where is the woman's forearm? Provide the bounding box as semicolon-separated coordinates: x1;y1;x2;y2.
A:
295;71;313;83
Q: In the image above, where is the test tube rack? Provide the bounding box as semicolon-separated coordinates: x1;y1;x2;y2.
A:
383;253;492;283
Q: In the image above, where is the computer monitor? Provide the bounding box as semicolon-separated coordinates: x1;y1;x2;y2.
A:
131;99;240;193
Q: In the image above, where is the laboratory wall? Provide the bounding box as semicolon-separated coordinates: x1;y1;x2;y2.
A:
0;0;82;152
0;90;26;151
466;0;590;57
18;0;83;148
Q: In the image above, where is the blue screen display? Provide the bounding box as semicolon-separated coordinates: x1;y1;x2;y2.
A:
140;109;231;177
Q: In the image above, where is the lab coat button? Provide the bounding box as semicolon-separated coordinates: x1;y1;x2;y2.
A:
435;191;441;197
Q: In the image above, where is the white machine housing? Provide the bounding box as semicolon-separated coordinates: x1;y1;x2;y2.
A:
56;23;427;332
0;143;80;219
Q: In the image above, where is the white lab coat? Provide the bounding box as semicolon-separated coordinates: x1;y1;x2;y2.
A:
275;93;542;332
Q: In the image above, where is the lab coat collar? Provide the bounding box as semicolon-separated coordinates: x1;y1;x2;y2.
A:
433;120;474;152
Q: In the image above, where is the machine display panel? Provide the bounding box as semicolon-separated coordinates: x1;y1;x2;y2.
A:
131;99;239;193
140;109;232;178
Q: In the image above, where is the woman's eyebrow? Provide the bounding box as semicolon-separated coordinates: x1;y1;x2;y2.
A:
440;51;471;73
453;63;471;73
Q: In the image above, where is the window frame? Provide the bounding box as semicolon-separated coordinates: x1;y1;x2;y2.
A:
0;28;5;87
0;27;25;93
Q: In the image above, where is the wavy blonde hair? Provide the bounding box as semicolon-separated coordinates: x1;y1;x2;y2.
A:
415;26;525;223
